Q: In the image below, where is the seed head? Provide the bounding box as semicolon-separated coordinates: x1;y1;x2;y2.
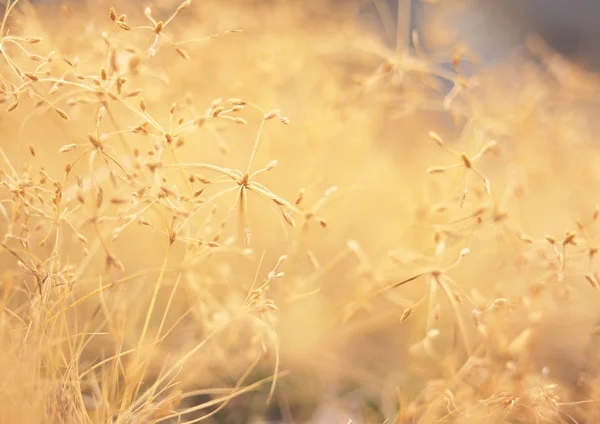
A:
563;231;576;246
460;153;472;168
177;0;192;13
282;212;296;228
96;187;104;209
264;110;281;120
55;108;70;120
211;106;224;117
585;274;599;289
176;47;190;60
227;98;246;106
426;166;446;174
295;188;304;205
401;307;412;322
265;160;278;171
429;131;444;146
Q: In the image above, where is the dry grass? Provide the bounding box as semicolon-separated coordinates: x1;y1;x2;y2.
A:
2;0;600;422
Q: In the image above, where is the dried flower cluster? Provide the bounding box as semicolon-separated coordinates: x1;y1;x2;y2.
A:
1;0;600;422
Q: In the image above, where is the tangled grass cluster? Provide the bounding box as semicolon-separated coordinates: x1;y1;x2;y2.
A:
2;0;600;422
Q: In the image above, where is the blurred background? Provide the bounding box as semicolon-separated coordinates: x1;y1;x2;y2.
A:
354;0;600;70
22;0;600;70
2;0;600;423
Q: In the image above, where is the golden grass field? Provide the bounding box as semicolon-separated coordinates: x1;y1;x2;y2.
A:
2;0;600;422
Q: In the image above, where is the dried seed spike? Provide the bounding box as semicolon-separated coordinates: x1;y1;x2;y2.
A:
115;21;131;31
265;160;278;170
170;102;177;115
140;99;146;112
563;231;576;245
88;134;103;149
7;101;19;112
195;175;211;184
585;274;599;289
492;298;508;307
282;211;296;228
520;234;533;243
233;117;247;125
426;166;446;174
459;189;468;207
478;140;497;156
110;196;128;205
109;7;117;21
96;187;104;209
29;145;36;157
429;131;444;146
483;178;491;194
545;236;556;245
211;106;224;117
55;108;70;120
264;110;281;120
175;47;190;60
227;98;246;106
401;307;412;322
325;186;338;197
154;21;164;34
25;36;43;44
177;0;192;13
460;153;472;168
106;254;125;272
295;188;305;205
97;106;106;124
